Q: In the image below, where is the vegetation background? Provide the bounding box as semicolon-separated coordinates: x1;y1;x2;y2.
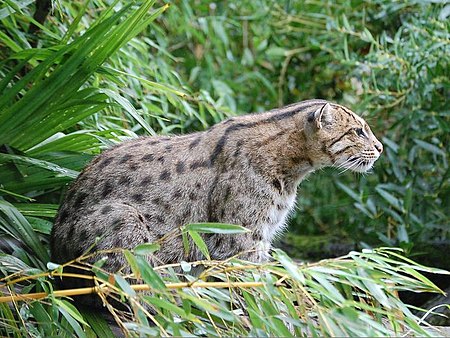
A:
0;0;448;336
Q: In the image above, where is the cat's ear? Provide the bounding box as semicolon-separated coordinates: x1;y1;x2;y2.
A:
311;103;332;129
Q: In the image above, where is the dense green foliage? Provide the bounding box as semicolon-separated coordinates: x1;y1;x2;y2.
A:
0;0;448;336
2;0;448;254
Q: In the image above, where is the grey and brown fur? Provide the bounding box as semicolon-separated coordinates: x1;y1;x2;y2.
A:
51;99;382;278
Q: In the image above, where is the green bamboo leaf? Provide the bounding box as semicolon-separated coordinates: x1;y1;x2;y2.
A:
401;266;439;290
268;316;292;336
0;56;32;93
175;293;219;316
247;309;268;336
0;153;79;178
181;297;192;318
382;137;399;153
0;188;34;201
124;249;141;279
336;181;360;202
396;224;409;243
375;187;403;212
361;28;375;43
10;99;110;150
0;200;49;265
358;268;391;309
26;216;53;235
143;296;196;320
0;173;71;195
136;255;166;290
54;299;88;338
28;302;53;335
354;202;374;218
27;131;101;155
341;14;352;31
54;298;90;326
100;66;188;97
238;71;277;98
4;47;55;62
188;230;210;260
211;18;229;46
181;227;190;257
309;271;345;304
414;139;446;157
0;30;22;53
134;243;160;255
0;1;34;20
272;248;305;283
0;253;40;277
0;40;76;116
378;248;450;274
266;46;287;57
114;273;136;297
99;88;156;136
343;35;349;60
60;0;92;44
185;223;250;234
79;307;116;338
13;203;58;218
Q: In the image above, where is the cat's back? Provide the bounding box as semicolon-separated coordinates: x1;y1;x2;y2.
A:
64;132;217;207
58;109;276;216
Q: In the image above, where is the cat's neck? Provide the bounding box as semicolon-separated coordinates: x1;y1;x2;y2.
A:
209;109;316;195
248;125;315;194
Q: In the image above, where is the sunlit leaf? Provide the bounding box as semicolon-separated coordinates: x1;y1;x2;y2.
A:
185;223;250;234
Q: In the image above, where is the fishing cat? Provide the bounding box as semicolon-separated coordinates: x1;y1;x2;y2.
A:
51;99;383;275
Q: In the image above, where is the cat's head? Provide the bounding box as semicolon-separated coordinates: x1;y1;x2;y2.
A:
305;102;383;173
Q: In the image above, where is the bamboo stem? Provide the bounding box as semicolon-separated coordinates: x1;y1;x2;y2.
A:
0;281;265;303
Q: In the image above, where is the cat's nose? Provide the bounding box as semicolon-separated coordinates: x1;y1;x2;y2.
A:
374;141;383;154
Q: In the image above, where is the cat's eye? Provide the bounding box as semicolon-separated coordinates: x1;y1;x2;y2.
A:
354;128;366;138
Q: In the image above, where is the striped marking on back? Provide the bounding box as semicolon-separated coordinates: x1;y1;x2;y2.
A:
210;100;327;164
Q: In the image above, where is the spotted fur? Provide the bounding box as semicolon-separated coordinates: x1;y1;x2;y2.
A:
51;99;382;277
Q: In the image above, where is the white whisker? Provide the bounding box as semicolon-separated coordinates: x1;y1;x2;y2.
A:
336;157;361;175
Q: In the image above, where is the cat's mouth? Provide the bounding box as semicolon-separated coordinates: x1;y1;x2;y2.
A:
336;153;379;173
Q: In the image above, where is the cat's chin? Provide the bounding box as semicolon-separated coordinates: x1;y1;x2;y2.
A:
336;158;376;173
350;161;375;173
